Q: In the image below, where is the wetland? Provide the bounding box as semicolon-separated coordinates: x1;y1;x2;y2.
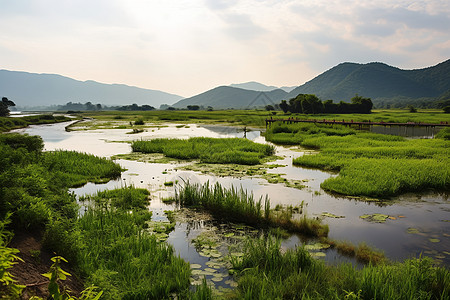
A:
2;110;449;299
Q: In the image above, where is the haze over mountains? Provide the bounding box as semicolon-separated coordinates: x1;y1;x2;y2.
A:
172;86;288;109
1;59;449;110
173;59;450;109
0;70;183;108
230;82;296;93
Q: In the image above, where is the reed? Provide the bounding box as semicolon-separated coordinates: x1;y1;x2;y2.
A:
175;181;328;237
76;188;191;299
231;236;449;299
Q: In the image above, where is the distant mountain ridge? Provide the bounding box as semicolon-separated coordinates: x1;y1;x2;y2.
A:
0;70;183;108
230;81;296;92
286;59;450;102
172;86;287;109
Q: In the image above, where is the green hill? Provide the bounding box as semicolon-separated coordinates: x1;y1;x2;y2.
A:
172;86;287;109
286;59;450;106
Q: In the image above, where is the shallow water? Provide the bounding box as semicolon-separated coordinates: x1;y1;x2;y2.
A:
14;121;450;268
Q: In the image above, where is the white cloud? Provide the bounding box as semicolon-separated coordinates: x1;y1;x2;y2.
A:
0;0;448;96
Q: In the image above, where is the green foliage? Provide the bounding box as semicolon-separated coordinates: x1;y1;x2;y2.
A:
32;256;103;300
77;189;191;299
176;182;328;237
436;127;450;140
0;115;72;132
0;97;15;117
293;134;449;197
42;150;123;187
231;236;449;299
266;122;450;197
132;137;275;165
0;215;25;298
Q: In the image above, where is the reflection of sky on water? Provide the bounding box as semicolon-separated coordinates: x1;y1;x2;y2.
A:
18;121;450;266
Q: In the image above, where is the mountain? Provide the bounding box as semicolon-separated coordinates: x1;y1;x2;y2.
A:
230;81;296;92
285;59;450;103
172;86;287;109
0;70;183;108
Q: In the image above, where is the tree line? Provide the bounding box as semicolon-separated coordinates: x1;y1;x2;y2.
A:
277;94;373;114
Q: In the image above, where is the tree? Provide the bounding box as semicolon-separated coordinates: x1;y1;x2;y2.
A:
0;97;16;117
407;105;417;113
351;95;373;113
279;100;289;113
187;105;200;110
265;105;275;111
443;106;450;113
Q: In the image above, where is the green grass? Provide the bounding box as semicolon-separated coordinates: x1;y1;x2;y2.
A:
230;236;449;299
175;181;329;237
76;188;191;299
132;137;275;165
266;123;450;198
79;109;450;129
0;114;73;132
42;150;123;187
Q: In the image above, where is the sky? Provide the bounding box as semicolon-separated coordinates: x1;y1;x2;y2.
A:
1;0;449;97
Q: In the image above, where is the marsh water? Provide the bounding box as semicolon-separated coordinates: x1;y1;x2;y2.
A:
14;121;450;279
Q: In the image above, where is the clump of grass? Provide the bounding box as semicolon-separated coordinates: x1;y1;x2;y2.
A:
175;181;328;237
0;115;72;132
328;240;385;265
134;118;145;125
267;122;450;197
42;150;123;187
231;236;449;299
132;137;275;165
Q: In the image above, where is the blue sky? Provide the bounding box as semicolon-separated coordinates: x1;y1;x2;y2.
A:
1;0;449;97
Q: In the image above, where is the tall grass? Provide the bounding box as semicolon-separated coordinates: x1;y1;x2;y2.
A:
42;150;123;187
231;236;450;299
175;181;329;237
77;199;191;299
0;115;72;132
132;137;275;165
266;122;450;197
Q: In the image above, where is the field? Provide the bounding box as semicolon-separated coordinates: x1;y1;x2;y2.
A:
75;109;449;129
265;122;450;198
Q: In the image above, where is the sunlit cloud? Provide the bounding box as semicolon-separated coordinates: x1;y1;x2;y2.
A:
0;0;448;96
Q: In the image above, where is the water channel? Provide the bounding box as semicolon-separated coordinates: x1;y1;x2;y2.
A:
13;120;450;285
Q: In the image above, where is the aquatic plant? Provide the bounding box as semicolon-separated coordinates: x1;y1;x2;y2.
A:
231;236;449;299
266;122;450;197
132;137;275;165
175;181;328;237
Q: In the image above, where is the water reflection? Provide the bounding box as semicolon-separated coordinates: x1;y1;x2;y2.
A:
18;121;450;266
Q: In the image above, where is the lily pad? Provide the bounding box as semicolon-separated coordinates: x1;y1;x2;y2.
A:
225;280;238;288
407;227;420;234
359;213;389;223
211;277;223;282
191;269;203;275
321;212;345;218
310;252;326;257
304;243;330;251
204;268;217;273
429;238;440;243
190;264;202;269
